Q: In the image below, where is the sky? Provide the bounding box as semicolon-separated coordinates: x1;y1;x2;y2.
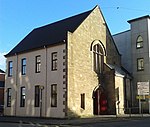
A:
0;0;150;71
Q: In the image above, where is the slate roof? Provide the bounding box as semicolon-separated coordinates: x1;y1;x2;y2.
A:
0;69;5;74
5;8;93;57
106;64;132;78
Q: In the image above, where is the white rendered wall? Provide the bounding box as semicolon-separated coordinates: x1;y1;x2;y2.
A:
4;43;66;118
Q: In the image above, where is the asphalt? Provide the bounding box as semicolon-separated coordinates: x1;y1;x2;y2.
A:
0;114;150;126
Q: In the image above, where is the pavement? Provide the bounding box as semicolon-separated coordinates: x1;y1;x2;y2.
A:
0;114;150;126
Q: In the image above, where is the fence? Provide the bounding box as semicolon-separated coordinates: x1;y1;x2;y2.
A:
116;107;150;117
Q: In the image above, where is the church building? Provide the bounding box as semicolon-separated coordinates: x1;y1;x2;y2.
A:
4;6;131;118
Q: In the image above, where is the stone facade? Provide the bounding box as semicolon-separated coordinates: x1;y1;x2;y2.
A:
67;6;129;117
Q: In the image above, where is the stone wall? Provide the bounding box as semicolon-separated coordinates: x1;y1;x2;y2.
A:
67;6;121;117
103;64;116;114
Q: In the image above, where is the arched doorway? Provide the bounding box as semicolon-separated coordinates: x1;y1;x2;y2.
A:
93;86;108;115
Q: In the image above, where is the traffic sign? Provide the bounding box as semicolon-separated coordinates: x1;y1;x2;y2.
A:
137;82;149;95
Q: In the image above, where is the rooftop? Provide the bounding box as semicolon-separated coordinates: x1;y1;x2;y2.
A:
128;15;150;23
5;7;95;57
0;69;5;74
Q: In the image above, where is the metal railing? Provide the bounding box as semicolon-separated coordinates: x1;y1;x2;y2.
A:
116;107;150;117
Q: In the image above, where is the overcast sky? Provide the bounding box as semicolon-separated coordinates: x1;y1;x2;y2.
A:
0;0;150;71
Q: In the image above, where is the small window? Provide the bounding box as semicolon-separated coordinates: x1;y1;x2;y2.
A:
81;93;85;109
35;55;41;73
136;36;143;49
8;61;13;77
137;58;144;71
51;84;57;107
7;88;11;107
20;87;25;107
35;85;40;107
21;58;26;75
51;52;57;71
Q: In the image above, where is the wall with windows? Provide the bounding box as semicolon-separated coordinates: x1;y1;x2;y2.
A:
5;55;17;115
4;44;66;118
67;6;106;117
130;18;150;107
114;16;150;109
0;71;5;110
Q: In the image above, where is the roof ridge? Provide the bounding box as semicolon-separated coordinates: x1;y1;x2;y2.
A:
128;15;150;23
35;9;93;30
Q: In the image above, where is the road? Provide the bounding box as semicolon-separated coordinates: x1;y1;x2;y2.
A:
0;118;150;127
81;118;150;127
0;122;50;127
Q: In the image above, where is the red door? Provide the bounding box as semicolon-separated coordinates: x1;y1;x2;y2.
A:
100;92;107;114
93;89;108;115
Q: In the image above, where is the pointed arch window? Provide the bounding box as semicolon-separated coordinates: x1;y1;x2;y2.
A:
136;35;143;49
93;44;104;74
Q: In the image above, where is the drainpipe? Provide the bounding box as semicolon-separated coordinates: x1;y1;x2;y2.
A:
40;86;44;117
44;46;47;117
15;53;18;116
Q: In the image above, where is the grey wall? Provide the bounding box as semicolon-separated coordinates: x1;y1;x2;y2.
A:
113;30;132;73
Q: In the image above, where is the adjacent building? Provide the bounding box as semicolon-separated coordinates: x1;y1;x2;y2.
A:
0;69;5;114
113;15;150;113
4;6;131;118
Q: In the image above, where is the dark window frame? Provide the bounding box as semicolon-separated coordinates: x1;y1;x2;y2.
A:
136;35;143;49
51;84;57;107
21;58;26;75
81;93;85;109
7;88;11;107
35;85;40;107
137;58;144;71
8;61;13;77
20;87;25;107
35;55;41;73
51;52;57;71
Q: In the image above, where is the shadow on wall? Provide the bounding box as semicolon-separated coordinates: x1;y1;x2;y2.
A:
67;108;81;118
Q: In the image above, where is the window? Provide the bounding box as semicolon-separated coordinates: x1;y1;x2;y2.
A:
35;55;41;73
81;93;85;109
93;44;104;73
137;58;144;71
51;52;57;71
51;84;57;107
7;88;11;107
35;86;40;107
8;61;13;77
136;35;143;49
20;87;25;107
21;58;26;75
